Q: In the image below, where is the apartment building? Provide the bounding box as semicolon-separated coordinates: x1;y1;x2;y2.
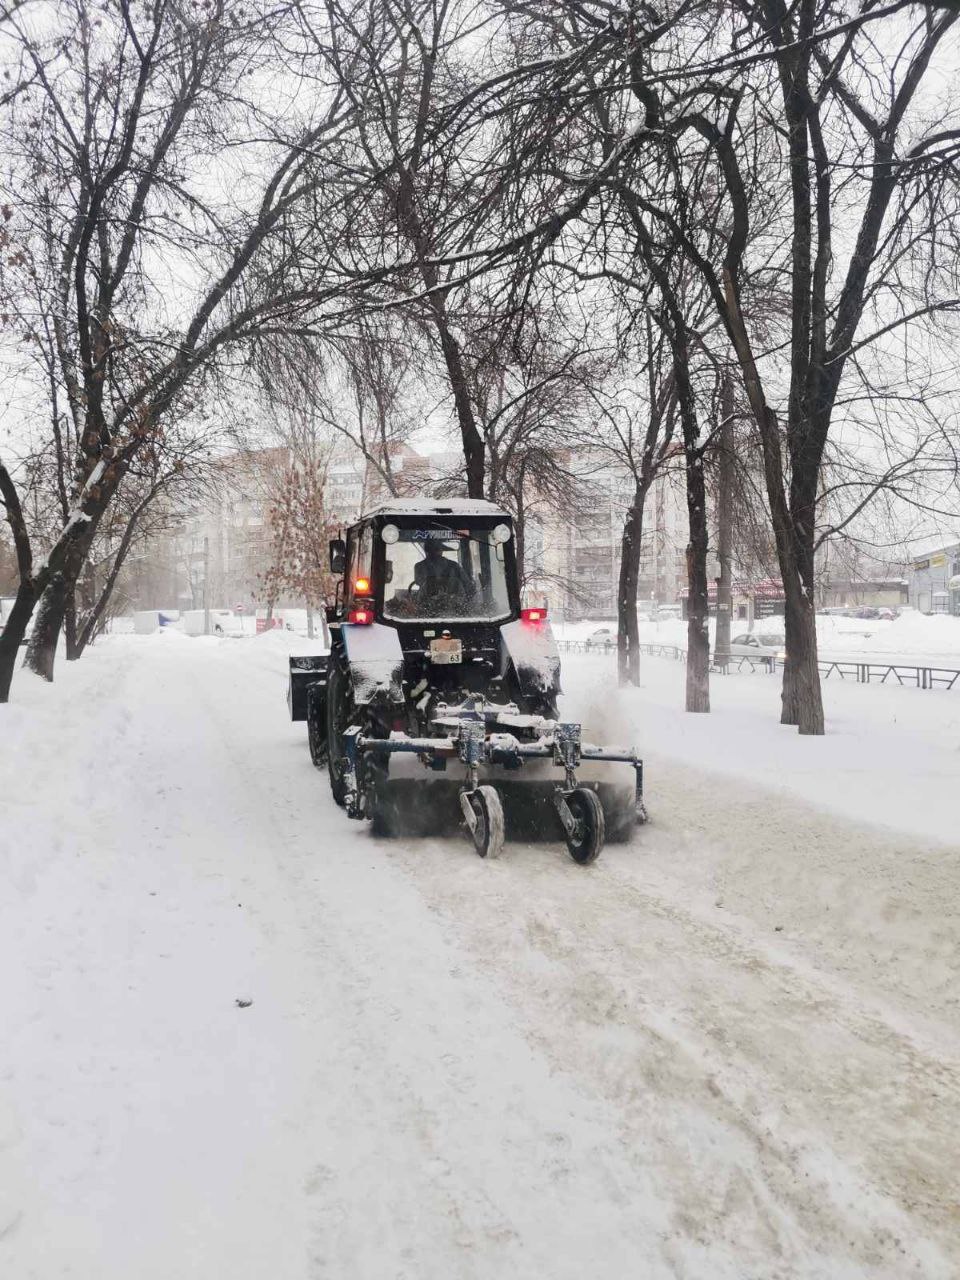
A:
530;455;690;621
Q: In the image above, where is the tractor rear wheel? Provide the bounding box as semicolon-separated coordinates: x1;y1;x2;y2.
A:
564;787;604;865
326;660;353;808
467;786;505;860
307;686;327;768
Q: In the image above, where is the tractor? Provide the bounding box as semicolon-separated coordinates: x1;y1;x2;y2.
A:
288;499;645;862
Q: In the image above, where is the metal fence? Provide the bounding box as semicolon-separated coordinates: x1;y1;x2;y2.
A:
816;660;960;690
557;640;960;691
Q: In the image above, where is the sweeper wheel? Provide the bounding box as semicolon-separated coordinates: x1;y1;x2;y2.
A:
468;786;505;860
564;787;605;865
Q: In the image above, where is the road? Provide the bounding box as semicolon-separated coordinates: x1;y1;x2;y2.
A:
2;632;959;1279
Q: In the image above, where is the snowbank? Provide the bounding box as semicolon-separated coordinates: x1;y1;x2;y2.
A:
854;611;960;659
563;650;960;846
558;611;960;665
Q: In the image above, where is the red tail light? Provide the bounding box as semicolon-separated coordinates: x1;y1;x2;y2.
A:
521;606;548;623
348;608;374;625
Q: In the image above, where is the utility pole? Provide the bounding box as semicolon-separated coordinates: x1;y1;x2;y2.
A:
714;373;734;665
202;535;210;636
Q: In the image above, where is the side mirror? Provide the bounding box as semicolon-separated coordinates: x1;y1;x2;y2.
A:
329;538;346;574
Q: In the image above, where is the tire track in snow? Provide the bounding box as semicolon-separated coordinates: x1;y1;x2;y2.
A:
365;777;960;1276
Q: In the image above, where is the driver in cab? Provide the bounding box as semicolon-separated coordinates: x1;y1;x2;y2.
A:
414;539;473;611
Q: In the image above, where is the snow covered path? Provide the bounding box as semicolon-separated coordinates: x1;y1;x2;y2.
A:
2;634;959;1278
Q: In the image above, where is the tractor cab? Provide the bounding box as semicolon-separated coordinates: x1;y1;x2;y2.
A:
326;499;555;710
331;500;520;628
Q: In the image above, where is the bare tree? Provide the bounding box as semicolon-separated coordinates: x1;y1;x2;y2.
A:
256;313;421;505
581;320;677;685
0;0;381;699
427;0;960;732
70;418;222;655
313;0;586;501
261;457;339;644
468;293;613;579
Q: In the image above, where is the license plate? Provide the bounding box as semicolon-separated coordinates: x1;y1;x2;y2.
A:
429;637;462;664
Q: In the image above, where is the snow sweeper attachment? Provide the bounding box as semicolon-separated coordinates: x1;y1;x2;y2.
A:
288;499;646;863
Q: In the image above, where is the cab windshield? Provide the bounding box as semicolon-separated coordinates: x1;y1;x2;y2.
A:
383;526;511;621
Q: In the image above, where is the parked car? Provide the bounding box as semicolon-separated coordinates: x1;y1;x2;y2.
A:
585;627;615;650
654;605;682;620
726;632;786;663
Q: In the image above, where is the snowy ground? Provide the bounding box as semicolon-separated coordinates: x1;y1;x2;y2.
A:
2;634;959;1278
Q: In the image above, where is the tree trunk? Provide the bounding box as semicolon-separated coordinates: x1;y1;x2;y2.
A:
396;171;486;501
779;538;823;733
670;322;710;713
617;491;644;686
714;375;735;666
513;484;526;590
2;455;118;692
23;515;99;680
74;569;121;658
684;514;711;714
722;270;823;733
779;580;820;732
23;575;68;682
0;458;35;701
64;587;79;660
435;322;485;499
0;582;36;702
74;490;158;660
